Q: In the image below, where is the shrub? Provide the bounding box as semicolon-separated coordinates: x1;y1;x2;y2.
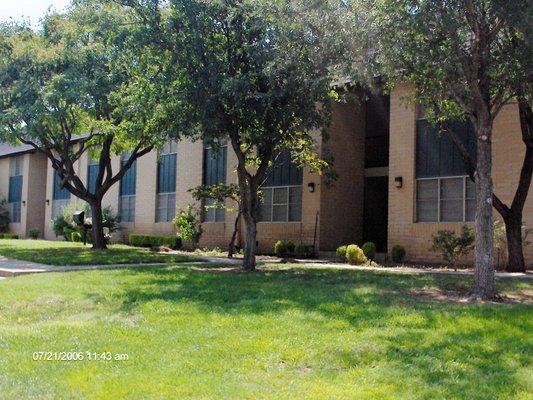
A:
173;206;203;246
70;231;83;243
346;244;367;265
274;240;290;258
361;242;376;260
129;234;182;250
430;225;474;270
295;243;313;258
28;228;40;239
391;245;406;263
0;233;18;239
285;241;295;256
336;245;347;262
0;197;9;233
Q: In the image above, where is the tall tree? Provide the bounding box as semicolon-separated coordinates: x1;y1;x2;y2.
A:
349;0;532;299
120;0;343;270
0;2;180;248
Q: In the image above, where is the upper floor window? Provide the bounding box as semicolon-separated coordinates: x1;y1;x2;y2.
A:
415;111;476;222
119;152;136;223
8;157;23;223
259;151;303;222
156;141;177;222
87;158;100;194
203;142;227;222
52;170;71;218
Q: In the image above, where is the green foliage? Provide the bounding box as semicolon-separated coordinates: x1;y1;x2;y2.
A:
173;206;203;245
361;242;376;261
346;244;367;265
0;233;18;239
28;228;40;240
336;245;347;262
274;240;295;258
391;245;406;263
129;235;182;250
0;197;9;233
70;231;83;243
430;226;475;268
295;243;313;259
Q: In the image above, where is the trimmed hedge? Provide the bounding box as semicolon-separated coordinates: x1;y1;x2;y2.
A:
129;234;182;250
391;245;406;263
346;244;367;265
0;233;19;239
361;242;376;261
336;245;347;262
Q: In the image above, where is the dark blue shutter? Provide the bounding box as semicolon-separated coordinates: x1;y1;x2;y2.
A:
264;150;302;186
53;171;71;200
8;175;22;203
87;164;99;194
157;154;177;193
120;160;136;196
203;146;227;185
416;119;476;178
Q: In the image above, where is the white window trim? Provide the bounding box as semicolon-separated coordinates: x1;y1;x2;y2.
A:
259;184;303;223
415;175;474;223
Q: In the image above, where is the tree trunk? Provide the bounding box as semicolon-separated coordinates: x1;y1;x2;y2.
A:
242;209;257;271
90;201;107;250
473;129;496;300
228;210;241;258
504;212;526;272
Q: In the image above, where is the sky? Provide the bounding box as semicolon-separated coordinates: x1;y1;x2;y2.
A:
0;0;71;27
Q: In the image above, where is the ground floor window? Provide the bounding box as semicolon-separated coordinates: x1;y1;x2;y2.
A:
416;176;475;222
120;195;136;223
259;185;302;222
156;193;176;223
9;202;21;223
204;197;225;222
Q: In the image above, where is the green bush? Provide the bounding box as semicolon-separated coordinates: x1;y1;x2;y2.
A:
361;242;376;260
129;234;182;250
430;225;474;269
28;228;40;239
71;231;83;243
391;245;406;263
0;233;18;239
336;245;347;262
346;244;367;265
274;240;296;258
295;243;313;258
173;206;203;246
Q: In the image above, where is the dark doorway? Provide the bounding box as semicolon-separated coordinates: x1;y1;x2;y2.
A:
363;176;388;252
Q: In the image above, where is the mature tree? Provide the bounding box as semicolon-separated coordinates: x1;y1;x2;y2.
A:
0;2;180;248
350;0;532;299
120;0;343;270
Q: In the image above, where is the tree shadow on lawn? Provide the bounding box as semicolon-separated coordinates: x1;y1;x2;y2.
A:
105;266;532;398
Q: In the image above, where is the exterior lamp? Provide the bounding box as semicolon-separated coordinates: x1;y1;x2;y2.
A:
307;182;316;193
394;177;403;188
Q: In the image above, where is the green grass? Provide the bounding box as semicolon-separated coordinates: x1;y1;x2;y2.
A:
0;239;198;266
0;265;531;399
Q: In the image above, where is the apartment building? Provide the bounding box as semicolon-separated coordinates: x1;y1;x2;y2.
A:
1;85;531;265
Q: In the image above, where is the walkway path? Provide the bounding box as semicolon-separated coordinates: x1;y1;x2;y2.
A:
0;254;531;280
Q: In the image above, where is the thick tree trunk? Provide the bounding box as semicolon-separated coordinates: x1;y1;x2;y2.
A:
504;212;526;272
473;129;496;300
242;210;257;271
90;201;107;250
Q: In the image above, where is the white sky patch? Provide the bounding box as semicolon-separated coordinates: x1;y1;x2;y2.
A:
0;0;71;27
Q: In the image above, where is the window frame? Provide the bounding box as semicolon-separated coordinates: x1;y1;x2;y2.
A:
119;153;137;223
202;142;228;223
415;175;474;223
8;157;23;223
155;142;178;223
259;184;303;223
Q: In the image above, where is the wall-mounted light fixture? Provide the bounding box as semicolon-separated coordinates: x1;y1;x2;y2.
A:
394;176;403;188
46;199;50;206
307;182;316;193
22;200;26;206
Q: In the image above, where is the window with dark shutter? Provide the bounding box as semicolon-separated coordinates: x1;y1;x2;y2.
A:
119;153;137;222
202;142;227;222
156;141;177;222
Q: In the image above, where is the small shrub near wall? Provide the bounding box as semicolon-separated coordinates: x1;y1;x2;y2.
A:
361;242;376;261
346;245;367;265
129;234;182;250
0;233;19;239
391;245;406;263
28;228;40;240
336;245;347;262
274;240;296;258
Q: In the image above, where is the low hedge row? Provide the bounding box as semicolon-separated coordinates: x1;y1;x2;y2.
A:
129;234;182;250
0;233;19;239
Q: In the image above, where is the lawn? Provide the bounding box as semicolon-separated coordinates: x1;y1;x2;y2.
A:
0;265;531;399
0;239;199;266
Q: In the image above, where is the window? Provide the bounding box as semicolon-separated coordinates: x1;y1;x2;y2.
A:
259;151;303;222
203;142;227;222
156;141;177;222
8;157;23;223
52;170;71;218
415;114;476;222
87;158;100;194
119;152;136;222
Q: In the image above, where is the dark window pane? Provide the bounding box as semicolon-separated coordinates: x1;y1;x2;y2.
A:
273;205;288;221
87;164;100;194
53;171;71;200
120;160;136;196
157;154;177;194
8;176;22;203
